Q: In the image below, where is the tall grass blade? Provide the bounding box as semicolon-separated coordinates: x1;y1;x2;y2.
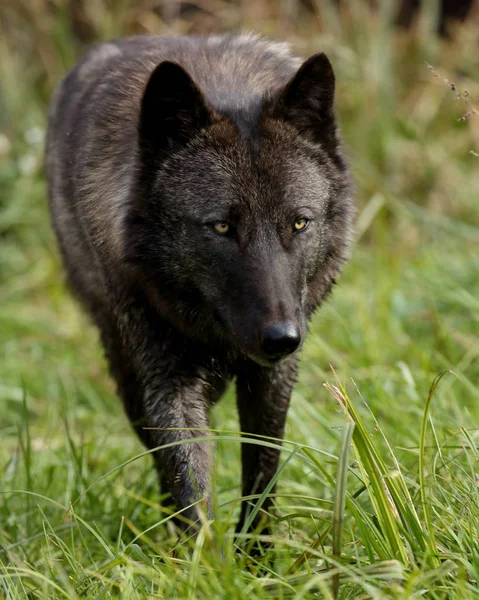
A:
326;379;408;563
419;370;454;567
332;422;354;598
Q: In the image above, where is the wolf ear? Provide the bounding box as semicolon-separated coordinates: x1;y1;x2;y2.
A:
139;61;212;158
274;53;337;149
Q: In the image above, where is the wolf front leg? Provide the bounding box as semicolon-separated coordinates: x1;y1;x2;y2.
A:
142;377;214;529
235;356;298;537
104;303;221;531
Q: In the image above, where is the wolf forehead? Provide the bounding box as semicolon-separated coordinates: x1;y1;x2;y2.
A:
153;131;336;217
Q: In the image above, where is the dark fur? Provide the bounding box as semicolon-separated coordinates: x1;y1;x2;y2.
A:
46;33;353;537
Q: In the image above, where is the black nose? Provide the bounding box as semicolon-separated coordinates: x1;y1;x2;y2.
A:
261;321;301;359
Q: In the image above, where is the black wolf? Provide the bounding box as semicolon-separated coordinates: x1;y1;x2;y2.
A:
46;33;353;537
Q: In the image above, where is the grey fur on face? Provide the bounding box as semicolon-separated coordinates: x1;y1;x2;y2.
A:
46;32;353;544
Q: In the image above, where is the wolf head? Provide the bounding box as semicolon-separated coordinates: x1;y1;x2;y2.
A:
126;53;353;366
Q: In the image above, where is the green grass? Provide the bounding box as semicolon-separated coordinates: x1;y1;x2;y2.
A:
1;1;479;598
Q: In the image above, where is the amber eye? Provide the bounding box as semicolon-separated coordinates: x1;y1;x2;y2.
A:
294;218;309;232
213;222;230;235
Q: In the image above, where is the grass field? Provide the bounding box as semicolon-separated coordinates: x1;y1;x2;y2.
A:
1;1;479;598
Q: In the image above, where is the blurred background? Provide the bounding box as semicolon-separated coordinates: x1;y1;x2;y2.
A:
1;1;479;594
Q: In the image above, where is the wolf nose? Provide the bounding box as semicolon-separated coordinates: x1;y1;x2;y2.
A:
261;321;301;359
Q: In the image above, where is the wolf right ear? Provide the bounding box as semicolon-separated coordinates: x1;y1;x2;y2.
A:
273;53;338;152
139;61;212;158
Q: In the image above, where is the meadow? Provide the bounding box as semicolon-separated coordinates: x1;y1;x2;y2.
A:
1;1;479;598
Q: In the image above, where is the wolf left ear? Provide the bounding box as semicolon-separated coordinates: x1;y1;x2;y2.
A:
139;61;212;159
274;53;338;149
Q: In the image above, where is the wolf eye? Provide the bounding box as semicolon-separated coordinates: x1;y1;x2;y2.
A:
294;218;309;232
213;222;230;235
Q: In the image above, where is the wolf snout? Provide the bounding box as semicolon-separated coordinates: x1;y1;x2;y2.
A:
260;320;301;360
